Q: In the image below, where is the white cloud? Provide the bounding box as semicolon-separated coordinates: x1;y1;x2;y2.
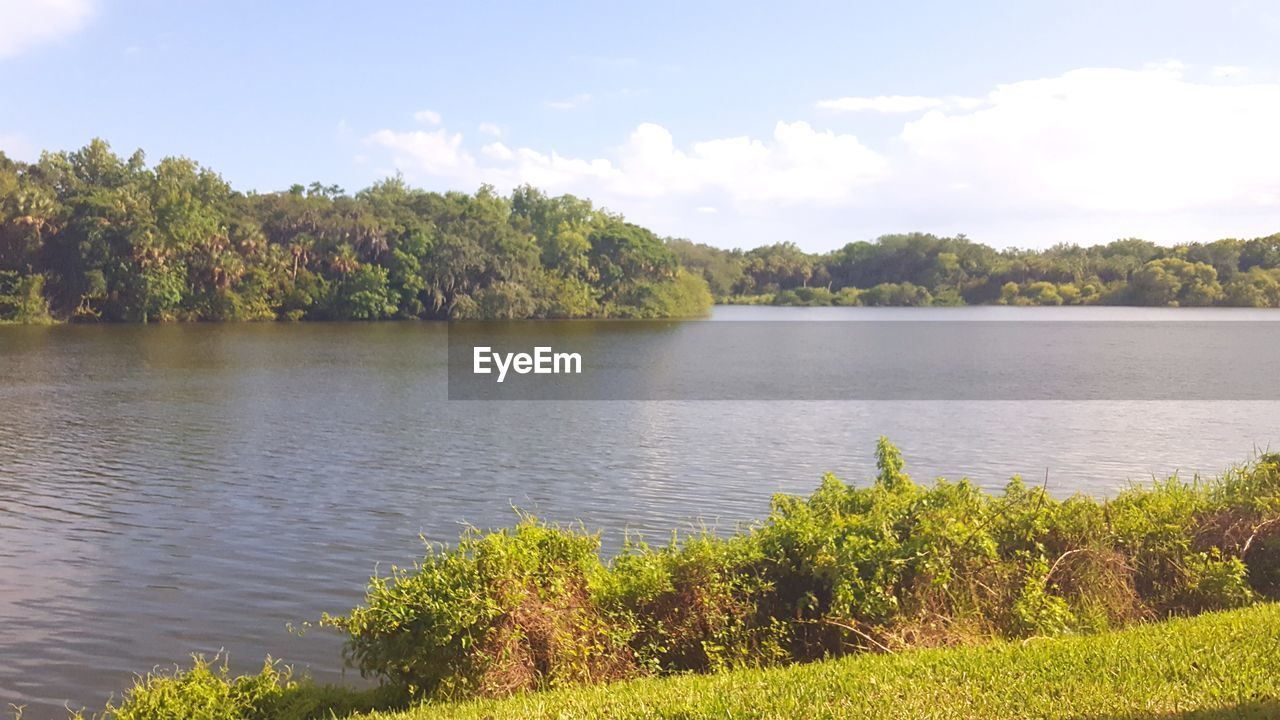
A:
366;119;884;209
493;121;885;205
365;128;475;178
480;142;513;161
477;122;502;137
413;109;442;125
500;146;622;191
363;62;1280;249
816;95;982;113
897;64;1280;215
0;0;95;59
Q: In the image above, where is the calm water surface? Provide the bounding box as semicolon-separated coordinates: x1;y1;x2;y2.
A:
2;306;1279;715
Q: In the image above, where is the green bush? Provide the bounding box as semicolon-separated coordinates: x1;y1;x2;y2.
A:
95;655;400;720
0;271;53;323
336;266;398;320
104;657;287;720
613;271;713;318
1009;557;1074;636
322;517;631;699
771;287;836;306
599;532;785;674
861;282;933;306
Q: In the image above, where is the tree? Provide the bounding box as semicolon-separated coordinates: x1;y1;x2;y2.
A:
1129;259;1222;307
1223;268;1280;307
588;221;679;304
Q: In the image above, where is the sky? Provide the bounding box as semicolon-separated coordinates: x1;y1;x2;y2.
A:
3;0;1280;252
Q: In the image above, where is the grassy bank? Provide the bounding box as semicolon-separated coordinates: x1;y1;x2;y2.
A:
90;441;1280;718
369;602;1280;719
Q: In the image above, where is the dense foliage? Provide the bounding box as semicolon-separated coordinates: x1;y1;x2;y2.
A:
671;233;1280;307
0;141;709;322
316;441;1280;703
93;442;1280;716
74;657;398;720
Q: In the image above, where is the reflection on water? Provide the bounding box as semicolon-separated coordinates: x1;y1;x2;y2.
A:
1;307;1278;715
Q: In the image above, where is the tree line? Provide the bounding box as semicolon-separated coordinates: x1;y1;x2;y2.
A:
672;231;1280;307
0;140;710;322
4;140;1280;323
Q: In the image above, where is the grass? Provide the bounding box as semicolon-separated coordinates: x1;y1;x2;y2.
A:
360;602;1280;720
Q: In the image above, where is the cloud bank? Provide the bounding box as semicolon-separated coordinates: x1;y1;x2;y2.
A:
0;0;95;59
364;63;1280;249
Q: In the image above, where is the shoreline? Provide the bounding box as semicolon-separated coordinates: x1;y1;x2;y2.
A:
85;442;1280;718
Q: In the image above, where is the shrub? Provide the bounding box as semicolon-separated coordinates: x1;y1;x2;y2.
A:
104;657;287;720
322;517;631;699
97;655;400;720
1009;557;1074;636
833;287;863;306
861;282;933;306
0;271;53;323
599;532;784;674
770;287;835;306
1178;549;1254;611
614;271;713;318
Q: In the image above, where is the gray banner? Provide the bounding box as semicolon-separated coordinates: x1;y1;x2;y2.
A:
447;320;1280;400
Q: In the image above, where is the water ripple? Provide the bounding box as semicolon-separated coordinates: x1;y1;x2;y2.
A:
1;318;1278;716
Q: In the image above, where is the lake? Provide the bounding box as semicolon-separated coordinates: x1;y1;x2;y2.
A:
3;305;1280;715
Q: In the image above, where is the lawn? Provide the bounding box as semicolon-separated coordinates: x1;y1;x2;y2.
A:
361;603;1280;720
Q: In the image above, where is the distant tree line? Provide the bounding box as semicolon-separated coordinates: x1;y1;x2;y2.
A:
4;140;1280;323
671;232;1280;308
0;140;710;322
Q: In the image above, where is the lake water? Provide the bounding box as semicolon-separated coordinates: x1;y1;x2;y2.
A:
3;305;1280;715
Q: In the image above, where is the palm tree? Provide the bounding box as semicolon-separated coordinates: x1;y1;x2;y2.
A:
288;233;316;280
329;243;358;277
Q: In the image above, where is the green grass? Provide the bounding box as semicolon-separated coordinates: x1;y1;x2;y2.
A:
361;603;1280;720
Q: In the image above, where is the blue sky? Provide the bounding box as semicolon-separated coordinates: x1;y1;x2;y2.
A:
3;0;1280;251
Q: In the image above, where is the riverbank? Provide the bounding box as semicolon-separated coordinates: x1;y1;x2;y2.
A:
89;440;1280;719
374;602;1280;719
